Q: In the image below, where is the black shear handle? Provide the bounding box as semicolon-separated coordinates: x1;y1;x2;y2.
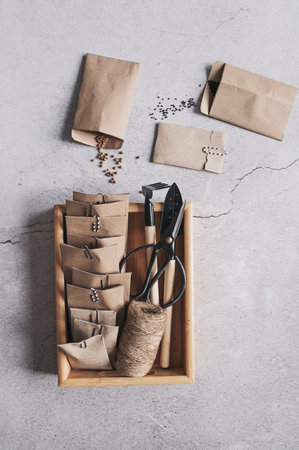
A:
119;243;158;300
145;256;186;308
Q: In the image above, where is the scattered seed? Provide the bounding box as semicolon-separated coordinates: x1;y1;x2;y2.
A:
136;156;140;159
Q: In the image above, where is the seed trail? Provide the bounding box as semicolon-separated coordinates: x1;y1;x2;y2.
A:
148;90;200;121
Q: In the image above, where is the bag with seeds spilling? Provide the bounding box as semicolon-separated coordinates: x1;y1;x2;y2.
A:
59;335;112;370
201;61;298;141
71;54;141;149
73;320;119;363
69;307;117;338
153;122;228;174
66;284;126;326
71;267;132;302
65;216;128;239
60;244;121;283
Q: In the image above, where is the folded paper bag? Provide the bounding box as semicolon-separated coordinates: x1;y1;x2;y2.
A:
71;267;132;303
72;191;129;206
72;191;103;204
201;61;298;141
60;244;120;283
72;54;141;149
69;307;117;338
59;335;112;370
153;122;227;174
66;284;126;326
73;320;119;363
66;199;128;217
65;216;128;239
66;235;126;260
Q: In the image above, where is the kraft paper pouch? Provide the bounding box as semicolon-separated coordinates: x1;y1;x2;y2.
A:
65;216;128;238
66;199;128;217
73;320;119;363
72;54;141;149
59;335;112;370
66;199;94;217
73;191;103;204
153;122;228;174
69;307;117;338
60;243;120;283
66;235;126;256
66;284;126;325
91;201;127;217
72;192;129;211
71;267;132;302
201;61;298;141
103;193;129;208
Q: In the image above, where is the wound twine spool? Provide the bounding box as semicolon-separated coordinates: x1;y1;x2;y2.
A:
115;300;167;377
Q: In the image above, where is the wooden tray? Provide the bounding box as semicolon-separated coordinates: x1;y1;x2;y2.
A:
54;202;194;387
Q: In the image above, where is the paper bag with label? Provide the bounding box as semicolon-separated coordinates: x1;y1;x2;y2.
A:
71;267;131;302
72;54;141;149
59;335;112;370
201;61;298;141
153;122;227;174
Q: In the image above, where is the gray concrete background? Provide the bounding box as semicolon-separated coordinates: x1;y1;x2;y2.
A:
0;1;299;449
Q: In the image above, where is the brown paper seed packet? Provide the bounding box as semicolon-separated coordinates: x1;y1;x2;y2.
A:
73;320;119;363
66;284;126;326
69;307;117;338
71;267;132;302
201;61;298;141
153;122;228;174
72;54;141;149
59;335;112;370
65;216;128;239
60;244;121;283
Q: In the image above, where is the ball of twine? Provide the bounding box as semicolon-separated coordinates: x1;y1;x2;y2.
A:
115;300;167;377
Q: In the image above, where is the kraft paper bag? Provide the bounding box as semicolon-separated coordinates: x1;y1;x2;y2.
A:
201;61;298;141
91;201;127;217
103;193;129;208
72;54;141;149
59;335;112;370
66;199;94;217
66;235;126;258
73;320;119;363
69;307;116;338
66;284;126;325
66;199;128;217
65;216;128;238
71;267;132;302
60;243;120;283
73;191;103;204
153;122;228;174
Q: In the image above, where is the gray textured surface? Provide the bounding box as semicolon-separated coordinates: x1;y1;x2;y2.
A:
0;1;299;449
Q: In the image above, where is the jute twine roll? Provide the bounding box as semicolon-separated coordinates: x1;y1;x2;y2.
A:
115;300;167;377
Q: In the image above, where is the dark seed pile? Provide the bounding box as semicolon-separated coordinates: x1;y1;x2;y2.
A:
148;89;200;121
91;133;140;184
207;80;219;96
